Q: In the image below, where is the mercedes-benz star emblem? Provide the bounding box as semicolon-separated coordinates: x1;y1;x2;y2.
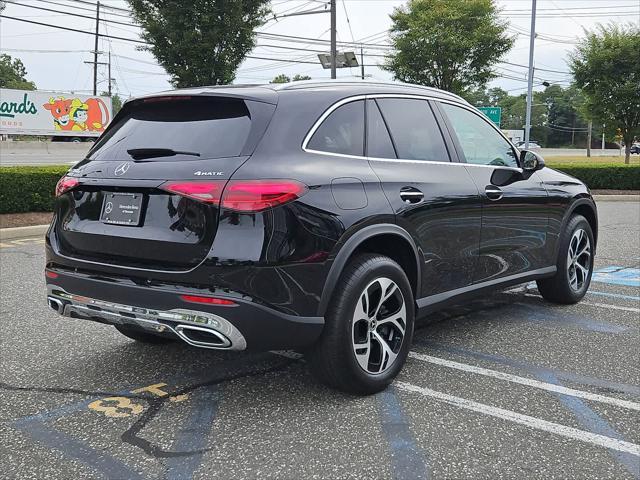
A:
114;162;131;176
104;202;113;214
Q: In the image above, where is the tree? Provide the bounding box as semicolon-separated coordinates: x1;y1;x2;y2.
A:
383;0;514;96
128;0;270;87
0;54;36;90
101;91;123;115
270;74;290;84
570;24;640;163
270;74;312;84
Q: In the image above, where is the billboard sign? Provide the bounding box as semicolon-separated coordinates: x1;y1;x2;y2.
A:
0;88;113;137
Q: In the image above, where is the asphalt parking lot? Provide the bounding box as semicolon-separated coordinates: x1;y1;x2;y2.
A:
1;201;638;480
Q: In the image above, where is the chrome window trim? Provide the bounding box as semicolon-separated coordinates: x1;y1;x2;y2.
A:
301;93;522;173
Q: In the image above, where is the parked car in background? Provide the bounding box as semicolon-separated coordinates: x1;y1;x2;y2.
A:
630;143;640;154
515;140;542;150
45;81;598;395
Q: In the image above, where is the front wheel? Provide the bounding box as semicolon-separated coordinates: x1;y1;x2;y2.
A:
537;214;594;304
307;254;414;395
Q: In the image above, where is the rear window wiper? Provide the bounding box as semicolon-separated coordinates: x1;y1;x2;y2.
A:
126;148;201;160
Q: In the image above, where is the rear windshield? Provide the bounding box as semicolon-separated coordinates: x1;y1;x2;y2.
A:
89;97;252;161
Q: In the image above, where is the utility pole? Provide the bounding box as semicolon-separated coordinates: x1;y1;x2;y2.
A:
108;51;112;96
601;124;605;150
524;0;537;149
587;120;592;157
92;1;100;96
330;0;336;79
360;46;364;80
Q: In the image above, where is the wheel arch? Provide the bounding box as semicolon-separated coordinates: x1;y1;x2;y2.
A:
564;197;598;249
318;224;421;317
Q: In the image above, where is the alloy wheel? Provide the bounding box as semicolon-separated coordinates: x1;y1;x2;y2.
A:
567;228;591;292
352;277;406;375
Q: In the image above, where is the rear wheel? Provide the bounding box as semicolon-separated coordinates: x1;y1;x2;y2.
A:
114;325;176;344
537;214;594;304
307;254;414;395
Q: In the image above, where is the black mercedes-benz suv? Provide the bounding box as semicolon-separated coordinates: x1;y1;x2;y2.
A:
45;81;597;394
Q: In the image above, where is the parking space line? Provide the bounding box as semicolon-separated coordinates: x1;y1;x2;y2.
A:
593;267;640;288
417;341;640;397
396;381;640;456
165;385;222;480
377;386;431;480
580;301;640;313
535;370;640;479
408;352;640;412
588;291;640;302
508;291;640;314
15;421;145;479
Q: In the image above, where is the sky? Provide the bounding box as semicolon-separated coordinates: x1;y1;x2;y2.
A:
1;0;639;99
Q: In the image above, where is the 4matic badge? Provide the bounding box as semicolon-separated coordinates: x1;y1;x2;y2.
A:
193;171;224;176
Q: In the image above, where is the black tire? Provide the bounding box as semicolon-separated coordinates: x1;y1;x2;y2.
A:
306;254;415;395
114;325;176;344
537;214;594;304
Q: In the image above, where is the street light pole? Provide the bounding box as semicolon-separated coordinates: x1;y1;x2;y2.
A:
330;0;336;79
92;1;100;96
524;0;537;149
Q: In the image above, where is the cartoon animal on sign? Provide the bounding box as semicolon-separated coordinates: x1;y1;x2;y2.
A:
44;96;111;132
43;97;74;130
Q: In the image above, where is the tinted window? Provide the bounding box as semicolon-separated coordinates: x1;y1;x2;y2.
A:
376;98;449;162
366;100;396;159
89;97;253;161
307;100;364;156
441;103;518;167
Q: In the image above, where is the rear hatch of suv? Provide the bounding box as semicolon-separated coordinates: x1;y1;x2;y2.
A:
53;92;276;271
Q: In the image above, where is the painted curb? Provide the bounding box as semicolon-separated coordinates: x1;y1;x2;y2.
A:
0;224;49;241
593;195;640;202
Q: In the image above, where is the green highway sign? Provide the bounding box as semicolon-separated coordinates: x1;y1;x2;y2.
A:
478;106;502;127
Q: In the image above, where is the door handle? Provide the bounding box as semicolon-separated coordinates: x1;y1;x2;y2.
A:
485;185;503;201
400;186;424;204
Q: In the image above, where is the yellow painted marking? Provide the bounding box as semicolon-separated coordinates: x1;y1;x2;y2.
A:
88;382;189;417
88;397;144;418
169;394;189;403
131;383;169;397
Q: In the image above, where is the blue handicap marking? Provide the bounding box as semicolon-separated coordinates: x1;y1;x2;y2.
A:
593;267;640;288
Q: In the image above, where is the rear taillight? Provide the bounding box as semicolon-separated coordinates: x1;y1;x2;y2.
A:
55;176;79;197
222;180;308;212
160;180;307;212
160;181;225;204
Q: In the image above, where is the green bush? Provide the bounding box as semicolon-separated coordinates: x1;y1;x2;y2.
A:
549;164;640;190
0;163;637;216
0;165;68;214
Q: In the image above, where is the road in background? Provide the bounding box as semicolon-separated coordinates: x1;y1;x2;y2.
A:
1;202;639;479
0;142;627;166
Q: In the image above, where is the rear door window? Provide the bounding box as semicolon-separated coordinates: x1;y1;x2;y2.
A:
89;97;253;161
376;98;450;162
306;100;364;156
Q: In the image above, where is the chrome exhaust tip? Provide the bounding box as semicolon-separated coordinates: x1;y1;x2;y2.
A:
47;296;64;313
174;324;232;349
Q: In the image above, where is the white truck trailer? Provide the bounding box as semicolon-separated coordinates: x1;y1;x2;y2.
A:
0;88;113;142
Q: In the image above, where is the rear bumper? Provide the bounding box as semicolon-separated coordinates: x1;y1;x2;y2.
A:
45;268;324;351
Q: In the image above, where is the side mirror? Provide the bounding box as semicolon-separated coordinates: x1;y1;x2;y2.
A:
521;150;545;171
